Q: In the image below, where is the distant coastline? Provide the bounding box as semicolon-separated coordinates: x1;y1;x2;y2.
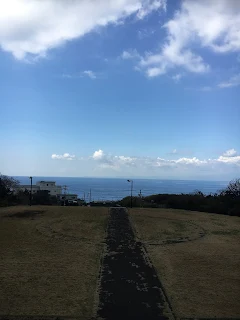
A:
13;176;229;201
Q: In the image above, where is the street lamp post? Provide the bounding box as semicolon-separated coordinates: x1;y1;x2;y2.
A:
29;176;33;206
127;179;133;208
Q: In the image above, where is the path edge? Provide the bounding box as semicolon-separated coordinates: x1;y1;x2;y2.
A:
91;207;110;320
128;208;177;320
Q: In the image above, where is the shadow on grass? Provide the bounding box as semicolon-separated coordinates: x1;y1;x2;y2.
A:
5;210;45;219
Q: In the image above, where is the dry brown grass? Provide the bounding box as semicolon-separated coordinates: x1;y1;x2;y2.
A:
0;205;108;318
130;208;240;319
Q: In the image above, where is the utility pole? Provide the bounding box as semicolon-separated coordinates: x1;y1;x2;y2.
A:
89;188;92;203
29;176;32;206
127;179;133;208
138;189;143;208
62;185;67;205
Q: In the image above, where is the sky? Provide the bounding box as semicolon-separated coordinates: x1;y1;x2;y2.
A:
0;0;240;180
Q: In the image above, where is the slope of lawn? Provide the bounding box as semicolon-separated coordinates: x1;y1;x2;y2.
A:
130;208;240;319
0;205;108;318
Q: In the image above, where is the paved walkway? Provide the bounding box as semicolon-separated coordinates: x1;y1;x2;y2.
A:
96;207;173;320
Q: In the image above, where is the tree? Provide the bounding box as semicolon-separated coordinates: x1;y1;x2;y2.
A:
32;190;51;205
0;174;19;200
221;178;240;198
192;190;205;197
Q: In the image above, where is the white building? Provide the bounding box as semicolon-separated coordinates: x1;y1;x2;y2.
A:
17;181;62;196
17;185;40;194
36;181;62;195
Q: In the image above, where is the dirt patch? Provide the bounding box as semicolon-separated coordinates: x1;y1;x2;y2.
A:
96;207;173;320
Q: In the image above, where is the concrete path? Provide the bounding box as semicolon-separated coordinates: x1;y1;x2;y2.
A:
96;207;174;320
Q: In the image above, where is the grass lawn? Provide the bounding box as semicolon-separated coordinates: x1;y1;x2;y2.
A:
0;205;108;318
1;205;239;319
130;208;240;319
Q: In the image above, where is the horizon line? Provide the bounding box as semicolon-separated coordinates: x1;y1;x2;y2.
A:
11;175;231;182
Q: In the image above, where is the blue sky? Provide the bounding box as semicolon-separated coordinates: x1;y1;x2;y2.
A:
0;0;240;180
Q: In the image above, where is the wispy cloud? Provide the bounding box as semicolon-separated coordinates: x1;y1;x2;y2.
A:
217;155;240;164
136;0;166;19
90;149;240;169
172;74;183;82
51;153;75;160
92;150;136;169
121;49;141;60
83;70;97;79
51;149;240;175
61;70;97;80
137;28;155;39
218;74;240;88
223;149;237;157
122;0;240;78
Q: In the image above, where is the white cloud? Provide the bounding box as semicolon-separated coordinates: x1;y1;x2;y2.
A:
222;149;237;157
180;0;240;53
83;70;96;79
0;0;166;60
137;28;155;39
175;157;207;165
216;149;240;165
154;156;207;167
51;149;240;175
51;153;76;160
92;150;136;169
217;155;240;164
121;49;140;60
79;149;240;168
117;156;136;166
218;74;240;88
92;149;104;160
147;66;166;77
125;0;240;77
141;46;209;78
136;0;166;19
61;70;98;79
92;149;240;170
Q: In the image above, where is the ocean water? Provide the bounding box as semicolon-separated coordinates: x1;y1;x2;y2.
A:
15;177;229;201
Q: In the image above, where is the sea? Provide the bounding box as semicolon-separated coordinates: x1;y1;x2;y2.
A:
15;177;229;201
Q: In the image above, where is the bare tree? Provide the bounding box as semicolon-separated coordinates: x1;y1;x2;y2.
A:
0;174;19;199
221;178;240;198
